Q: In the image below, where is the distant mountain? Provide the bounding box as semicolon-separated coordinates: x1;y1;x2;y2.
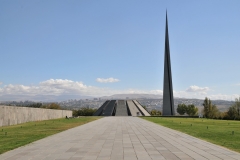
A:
99;94;234;112
0;95;93;102
0;93;161;102
0;93;234;111
1;93;234;111
100;94;161;100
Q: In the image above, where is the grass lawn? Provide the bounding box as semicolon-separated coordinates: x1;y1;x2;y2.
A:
142;117;240;153
0;117;101;154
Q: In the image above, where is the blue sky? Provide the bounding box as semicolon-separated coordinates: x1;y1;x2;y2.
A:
0;0;240;101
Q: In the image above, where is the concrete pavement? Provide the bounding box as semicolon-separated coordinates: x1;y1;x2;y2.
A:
1;117;240;160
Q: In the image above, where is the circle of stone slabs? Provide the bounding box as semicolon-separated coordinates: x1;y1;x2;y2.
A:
1;117;240;160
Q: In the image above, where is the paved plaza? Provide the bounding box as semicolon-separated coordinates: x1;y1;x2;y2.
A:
1;117;240;160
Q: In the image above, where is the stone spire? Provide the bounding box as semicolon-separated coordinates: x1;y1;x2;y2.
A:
162;11;175;115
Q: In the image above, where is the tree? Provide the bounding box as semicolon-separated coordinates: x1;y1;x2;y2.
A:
73;107;97;116
26;103;42;108
235;97;240;117
227;97;240;120
72;110;78;117
203;97;211;118
203;97;219;118
150;109;161;116
177;104;187;115
227;106;238;119
177;104;198;116
142;106;147;110
219;112;228;120
41;103;61;110
186;104;198;116
48;103;61;109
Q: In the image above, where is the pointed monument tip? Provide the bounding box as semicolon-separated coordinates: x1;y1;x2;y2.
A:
166;10;168;22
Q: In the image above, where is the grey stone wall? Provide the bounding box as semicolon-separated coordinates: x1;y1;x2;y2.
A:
0;106;72;127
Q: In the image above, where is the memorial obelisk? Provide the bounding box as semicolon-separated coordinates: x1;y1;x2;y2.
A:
162;12;175;115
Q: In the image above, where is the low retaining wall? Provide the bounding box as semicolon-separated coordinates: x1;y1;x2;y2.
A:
0;105;72;127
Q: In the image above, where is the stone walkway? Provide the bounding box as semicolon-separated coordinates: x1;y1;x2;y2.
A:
1;117;240;160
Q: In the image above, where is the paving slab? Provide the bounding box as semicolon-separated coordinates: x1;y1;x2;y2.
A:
1;117;240;160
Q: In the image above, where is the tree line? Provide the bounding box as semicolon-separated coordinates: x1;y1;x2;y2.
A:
203;97;240;120
25;103;62;110
142;106;162;116
177;104;198;116
72;107;97;116
177;97;240;120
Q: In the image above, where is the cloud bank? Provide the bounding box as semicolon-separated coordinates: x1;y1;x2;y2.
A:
0;80;238;101
96;78;120;83
0;79;114;97
186;85;209;92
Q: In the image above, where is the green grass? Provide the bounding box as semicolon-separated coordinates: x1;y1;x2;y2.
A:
0;117;101;154
142;117;240;153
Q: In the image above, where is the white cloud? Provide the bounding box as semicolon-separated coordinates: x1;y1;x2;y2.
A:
186;85;209;93
0;80;238;101
0;79;123;97
120;89;162;95
96;78;120;83
149;90;163;95
173;91;240;101
174;85;210;99
0;82;2;85
236;83;240;86
0;79;162;98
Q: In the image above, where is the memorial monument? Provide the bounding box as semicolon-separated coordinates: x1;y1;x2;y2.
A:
162;12;175;115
